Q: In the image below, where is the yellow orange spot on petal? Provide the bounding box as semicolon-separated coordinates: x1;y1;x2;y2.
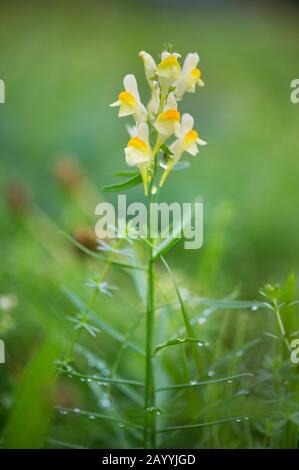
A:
119;91;136;107
158;109;180;122
191;68;201;79
158;55;180;69
183;129;199;146
128;137;148;152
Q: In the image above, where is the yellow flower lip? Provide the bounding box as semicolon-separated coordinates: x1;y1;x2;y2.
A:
184;129;199;144
128;136;148;152
158;109;180;122
158;55;180;70
191;68;201;79
119;91;136;106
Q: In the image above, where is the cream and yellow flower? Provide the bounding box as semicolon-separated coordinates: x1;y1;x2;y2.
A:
110;74;147;122
160;113;207;186
125;122;151;167
174;113;207;155
174;53;204;100
156;51;181;81
139;50;162;116
154;92;180;136
124;122;152;194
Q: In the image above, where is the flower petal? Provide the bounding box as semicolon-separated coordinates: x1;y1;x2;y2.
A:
123;74;140;102
182;52;199;75
181;113;194;134
164;92;177;111
137;122;149;143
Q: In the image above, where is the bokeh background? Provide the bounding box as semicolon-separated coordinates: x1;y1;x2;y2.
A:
1;0;299;449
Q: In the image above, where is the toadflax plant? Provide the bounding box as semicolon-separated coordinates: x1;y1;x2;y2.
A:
48;47;299;452
57;50;282;450
108;48;207;447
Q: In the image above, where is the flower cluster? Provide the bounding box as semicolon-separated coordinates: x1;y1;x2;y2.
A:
110;50;207;194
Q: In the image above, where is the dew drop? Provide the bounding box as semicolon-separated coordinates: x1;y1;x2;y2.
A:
60;410;68;415
74;407;80;414
145;406;164;416
251;305;258;311
227;380;232;384
237;389;250;396
89;415;96;420
208;370;215;377
189;380;198;385
87;378;92;383
236;350;244;358
235;418;242;423
151;185;157;195
100;398;111;409
80;378;86;383
198;317;206;325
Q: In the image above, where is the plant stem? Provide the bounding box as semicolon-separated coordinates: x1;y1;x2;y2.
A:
274;301;291;353
144;178;156;448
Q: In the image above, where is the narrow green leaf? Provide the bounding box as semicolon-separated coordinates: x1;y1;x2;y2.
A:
159;255;203;374
160;143;173;156
47;438;87;449
157;372;254;391
102;173;142;192
153;204;197;260
157;416;246;432
114;171;139;177
61;231;145;270
153;237;182;261
153;337;205;356
198;298;264;310
63;368;144;388
280;274;298;335
55;407;143;430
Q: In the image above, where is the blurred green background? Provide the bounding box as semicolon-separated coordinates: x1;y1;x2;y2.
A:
1;0;299;449
1;0;299;291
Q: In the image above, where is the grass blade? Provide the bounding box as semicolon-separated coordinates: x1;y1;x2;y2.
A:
157;416;246;432
153;337;205;356
157;373;254;391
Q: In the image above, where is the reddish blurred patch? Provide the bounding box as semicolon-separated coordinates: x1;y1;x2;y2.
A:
53;156;83;190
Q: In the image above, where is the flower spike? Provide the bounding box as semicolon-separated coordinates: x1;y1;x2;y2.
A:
109;49;206;194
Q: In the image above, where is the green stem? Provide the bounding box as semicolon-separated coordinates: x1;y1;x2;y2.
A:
144;177;156;448
274;302;291;353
